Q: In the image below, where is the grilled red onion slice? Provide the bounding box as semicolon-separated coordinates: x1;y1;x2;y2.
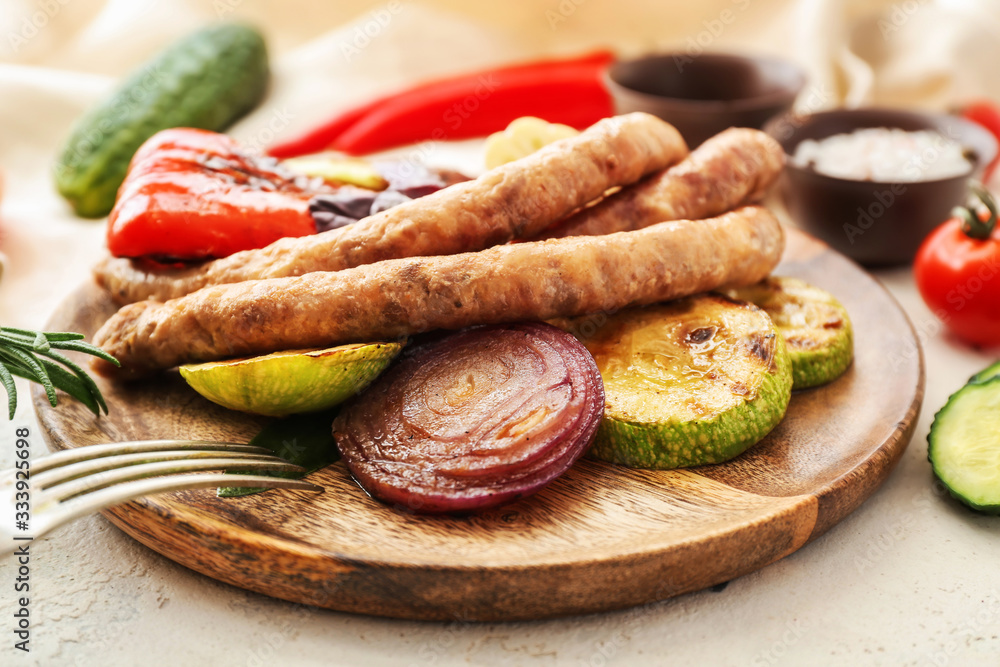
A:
332;323;604;513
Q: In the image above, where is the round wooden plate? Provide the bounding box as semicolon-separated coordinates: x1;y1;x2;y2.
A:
33;228;924;622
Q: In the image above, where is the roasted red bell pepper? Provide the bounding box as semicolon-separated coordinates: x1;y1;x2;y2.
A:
266;50;615;158
108;128;318;260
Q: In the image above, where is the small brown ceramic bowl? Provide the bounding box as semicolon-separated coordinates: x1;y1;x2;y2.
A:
764;108;997;266
604;52;806;147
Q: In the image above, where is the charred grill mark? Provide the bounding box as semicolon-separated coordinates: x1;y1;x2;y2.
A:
823;318;844;329
747;333;768;361
685;326;716;345
785;335;819;351
197;154;309;194
711;293;746;307
745;332;776;370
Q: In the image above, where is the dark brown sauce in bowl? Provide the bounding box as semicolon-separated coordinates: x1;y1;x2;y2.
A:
605;52;806;146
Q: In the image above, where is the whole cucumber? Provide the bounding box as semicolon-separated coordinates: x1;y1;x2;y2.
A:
54;23;269;218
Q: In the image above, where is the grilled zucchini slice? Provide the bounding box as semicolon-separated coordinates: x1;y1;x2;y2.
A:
573;294;792;469
725;276;853;389
179;341;403;417
928;376;1000;514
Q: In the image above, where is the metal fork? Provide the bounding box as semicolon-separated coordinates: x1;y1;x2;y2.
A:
1;440;323;556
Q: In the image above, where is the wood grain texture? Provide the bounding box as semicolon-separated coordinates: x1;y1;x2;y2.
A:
32;227;924;621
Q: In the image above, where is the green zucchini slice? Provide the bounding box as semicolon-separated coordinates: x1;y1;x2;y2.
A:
724;276;853;389
573;294;792;470
179;341;403;417
928;376;1000;514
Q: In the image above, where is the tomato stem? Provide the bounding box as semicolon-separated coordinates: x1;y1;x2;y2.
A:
957;182;998;240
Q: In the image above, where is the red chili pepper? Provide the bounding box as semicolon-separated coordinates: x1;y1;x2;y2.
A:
332;64;613;155
266;50;615;158
266;96;384;160
108;128;318;260
960;100;1000;182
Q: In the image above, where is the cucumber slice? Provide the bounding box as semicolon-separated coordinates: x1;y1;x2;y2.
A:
724;276;853;389
179;341;403;417
573;294;792;469
969;360;1000;385
928;376;1000;513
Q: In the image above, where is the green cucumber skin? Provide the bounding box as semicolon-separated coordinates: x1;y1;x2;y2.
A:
788;315;854;390
589;333;793;470
928;376;1000;514
969;360;1000;385
54;23;269;218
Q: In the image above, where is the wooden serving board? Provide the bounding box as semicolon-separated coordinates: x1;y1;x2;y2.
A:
33;228;924;622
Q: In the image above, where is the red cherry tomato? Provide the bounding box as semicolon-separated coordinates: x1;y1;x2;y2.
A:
960;100;1000;182
914;185;1000;347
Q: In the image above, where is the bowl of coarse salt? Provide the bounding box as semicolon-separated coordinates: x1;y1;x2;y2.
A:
765;107;997;266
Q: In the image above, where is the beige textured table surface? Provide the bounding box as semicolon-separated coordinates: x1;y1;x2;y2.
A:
1;1;1000;665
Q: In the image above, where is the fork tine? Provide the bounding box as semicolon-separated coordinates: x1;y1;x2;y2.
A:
32;474;323;543
33;450;297;490
39;458;307;504
32;441;271;474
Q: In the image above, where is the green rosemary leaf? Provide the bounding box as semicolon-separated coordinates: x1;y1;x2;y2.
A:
0;327;47;341
39;360;102;416
51;340;121;366
41;349;108;414
42;332;86;342
7;362;100;416
32;332;50;353
0;356;41;381
0;346;56;407
0;326;34;335
0;326;117;418
3;361;54;408
1;328;85;349
0;362;16;419
0;332;36;348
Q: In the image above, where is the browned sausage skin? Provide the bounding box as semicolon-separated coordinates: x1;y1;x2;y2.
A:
92;206;784;379
530;127;784;240
93;112;688;305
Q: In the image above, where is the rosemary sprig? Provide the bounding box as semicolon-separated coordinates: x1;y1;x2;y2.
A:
0;327;119;419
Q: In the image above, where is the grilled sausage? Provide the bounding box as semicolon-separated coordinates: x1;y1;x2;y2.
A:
531;127;784;240
93;112;688;305
93;206;784;378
